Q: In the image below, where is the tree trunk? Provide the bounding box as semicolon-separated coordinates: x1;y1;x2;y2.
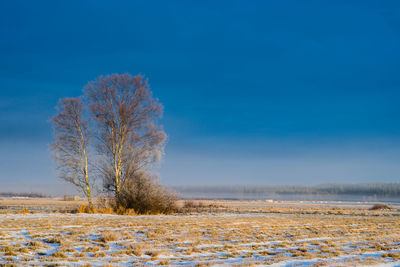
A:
86;184;93;210
115;171;122;206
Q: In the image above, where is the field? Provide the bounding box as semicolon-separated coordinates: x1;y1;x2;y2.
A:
1;199;400;266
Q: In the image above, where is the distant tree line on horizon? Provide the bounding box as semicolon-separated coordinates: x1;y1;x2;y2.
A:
0;192;47;198
173;183;400;197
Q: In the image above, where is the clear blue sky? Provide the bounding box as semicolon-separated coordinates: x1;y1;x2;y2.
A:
1;0;400;190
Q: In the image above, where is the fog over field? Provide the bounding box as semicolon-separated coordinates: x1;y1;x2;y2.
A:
2;183;400;204
174;184;400;203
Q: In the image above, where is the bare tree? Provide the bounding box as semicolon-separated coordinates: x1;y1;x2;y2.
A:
50;98;94;208
85;74;166;205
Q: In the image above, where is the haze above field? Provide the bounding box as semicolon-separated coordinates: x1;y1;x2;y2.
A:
1;1;400;191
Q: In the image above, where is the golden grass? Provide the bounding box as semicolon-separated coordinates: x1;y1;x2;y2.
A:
99;230;120;242
51;251;67;258
75;204;136;215
0;201;399;265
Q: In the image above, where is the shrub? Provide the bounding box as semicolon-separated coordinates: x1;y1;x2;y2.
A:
73;173;178;215
369;204;392;210
118;172;178;214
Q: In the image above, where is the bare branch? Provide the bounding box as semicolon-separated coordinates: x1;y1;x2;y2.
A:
50;97;94;208
84;73;166;203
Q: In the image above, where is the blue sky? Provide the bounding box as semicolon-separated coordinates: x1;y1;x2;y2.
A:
1;0;400;189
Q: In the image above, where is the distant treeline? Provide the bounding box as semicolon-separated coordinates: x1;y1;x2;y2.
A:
173;183;400;197
0;192;47;198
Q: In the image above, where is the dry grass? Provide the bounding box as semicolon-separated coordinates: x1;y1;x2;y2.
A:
99;230;120;242
0;200;400;265
74;204;136;215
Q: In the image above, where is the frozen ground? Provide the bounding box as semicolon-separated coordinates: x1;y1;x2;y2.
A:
1;202;400;266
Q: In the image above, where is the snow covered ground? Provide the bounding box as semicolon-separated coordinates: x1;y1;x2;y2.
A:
1;207;400;266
